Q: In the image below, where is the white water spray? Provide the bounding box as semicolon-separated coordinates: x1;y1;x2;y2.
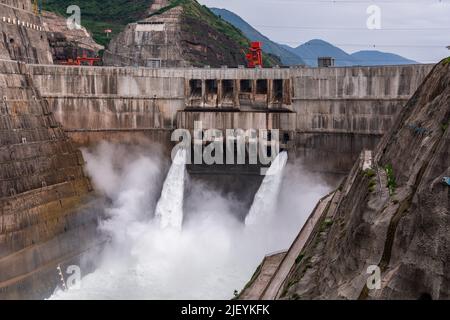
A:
48;144;331;300
245;151;288;226
155;149;187;230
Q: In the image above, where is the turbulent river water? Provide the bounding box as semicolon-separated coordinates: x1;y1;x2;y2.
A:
50;143;330;300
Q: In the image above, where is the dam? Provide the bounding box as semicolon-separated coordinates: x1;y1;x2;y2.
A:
28;63;432;174
1;62;434;299
0;0;442;300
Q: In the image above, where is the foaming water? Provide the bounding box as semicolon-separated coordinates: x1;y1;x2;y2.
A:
50;143;330;300
155;149;187;230
245;151;288;226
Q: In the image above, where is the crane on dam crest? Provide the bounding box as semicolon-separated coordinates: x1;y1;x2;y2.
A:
245;42;264;68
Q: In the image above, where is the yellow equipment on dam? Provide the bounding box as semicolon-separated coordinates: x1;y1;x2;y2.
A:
33;0;42;15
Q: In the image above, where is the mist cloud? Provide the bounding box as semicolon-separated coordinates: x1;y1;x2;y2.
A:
51;142;331;300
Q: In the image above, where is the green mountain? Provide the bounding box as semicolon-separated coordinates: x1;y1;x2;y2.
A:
176;1;280;66
43;1;416;67
44;0;280;67
44;0;154;46
210;8;305;66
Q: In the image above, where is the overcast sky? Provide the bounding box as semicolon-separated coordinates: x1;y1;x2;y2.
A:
198;0;450;63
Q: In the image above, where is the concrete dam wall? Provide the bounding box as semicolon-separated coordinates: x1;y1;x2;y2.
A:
0;1;96;299
29;63;433;173
0;58;97;299
0;0;52;64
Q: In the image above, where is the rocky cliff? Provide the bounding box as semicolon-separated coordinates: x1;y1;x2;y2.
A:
104;0;280;68
42;11;104;64
44;0;154;46
1;0;103;65
279;60;450;299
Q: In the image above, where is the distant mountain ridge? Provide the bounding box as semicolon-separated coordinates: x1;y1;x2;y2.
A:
210;8;305;66
350;50;417;66
211;8;418;67
289;39;417;67
287;39;355;66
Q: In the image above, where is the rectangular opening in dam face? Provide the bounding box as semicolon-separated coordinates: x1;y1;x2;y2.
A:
189;79;203;107
221;80;235;108
282;132;291;145
205;80;218;107
256;80;268;95
240;80;252;93
190;79;202;97
273;79;283;102
255;79;268;108
239;80;253;108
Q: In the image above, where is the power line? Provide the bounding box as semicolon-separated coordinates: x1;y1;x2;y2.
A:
300;58;439;63
253;0;449;3
255;25;450;31
276;42;448;48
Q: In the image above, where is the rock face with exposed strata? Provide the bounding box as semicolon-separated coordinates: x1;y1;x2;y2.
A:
280;60;450;300
42;11;104;64
103;0;250;68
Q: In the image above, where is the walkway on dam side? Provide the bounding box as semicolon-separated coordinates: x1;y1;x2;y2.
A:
239;251;287;300
253;192;335;300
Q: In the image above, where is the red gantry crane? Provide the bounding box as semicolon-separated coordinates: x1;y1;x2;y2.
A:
245;41;263;68
61;51;101;66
